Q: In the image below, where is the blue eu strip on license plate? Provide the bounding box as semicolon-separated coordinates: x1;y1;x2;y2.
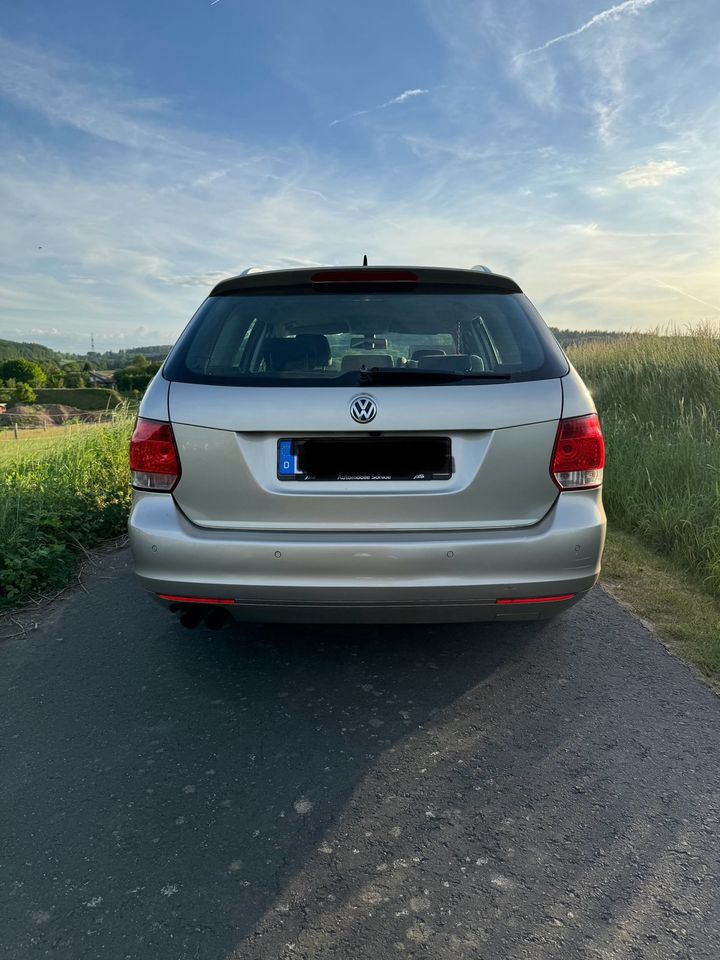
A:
278;440;301;478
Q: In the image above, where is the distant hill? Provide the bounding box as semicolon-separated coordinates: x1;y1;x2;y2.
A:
125;344;174;357
79;345;174;369
0;338;65;365
0;337;175;370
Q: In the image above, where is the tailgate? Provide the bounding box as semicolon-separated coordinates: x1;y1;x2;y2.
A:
167;380;562;532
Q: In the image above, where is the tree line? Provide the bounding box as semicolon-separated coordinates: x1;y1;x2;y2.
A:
0;354;162;404
0;358;91;404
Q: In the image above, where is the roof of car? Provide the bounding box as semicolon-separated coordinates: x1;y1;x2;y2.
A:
210;265;522;296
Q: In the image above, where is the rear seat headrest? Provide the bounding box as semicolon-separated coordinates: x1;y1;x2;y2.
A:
417;354;485;372
263;335;331;371
411;348;446;360
340;354;394;371
294;334;331;367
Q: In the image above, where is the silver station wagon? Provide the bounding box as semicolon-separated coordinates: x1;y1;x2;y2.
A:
128;265;606;627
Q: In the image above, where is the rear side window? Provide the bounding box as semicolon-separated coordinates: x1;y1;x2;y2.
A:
164;288;568;386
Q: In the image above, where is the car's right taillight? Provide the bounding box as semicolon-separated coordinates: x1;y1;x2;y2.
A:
551;413;604;490
129;418;181;491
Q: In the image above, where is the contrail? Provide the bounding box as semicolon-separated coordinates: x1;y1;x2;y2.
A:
381;89;428;107
514;0;657;60
330;88;429;127
652;279;720;313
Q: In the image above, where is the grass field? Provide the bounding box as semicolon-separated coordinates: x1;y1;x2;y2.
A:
569;326;720;677
0;421;110;451
570;326;720;596
0;415;133;606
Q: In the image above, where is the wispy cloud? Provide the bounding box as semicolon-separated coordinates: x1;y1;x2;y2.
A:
594;100;623;146
514;0;658;60
330;88;429;127
0;34;184;152
617;159;688;187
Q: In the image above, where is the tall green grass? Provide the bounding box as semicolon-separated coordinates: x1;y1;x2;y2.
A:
0;415;133;606
570;326;720;595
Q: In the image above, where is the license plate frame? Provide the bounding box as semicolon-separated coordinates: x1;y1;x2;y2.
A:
277;437;453;481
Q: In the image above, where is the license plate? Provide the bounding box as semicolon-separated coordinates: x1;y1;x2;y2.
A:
277;437;453;481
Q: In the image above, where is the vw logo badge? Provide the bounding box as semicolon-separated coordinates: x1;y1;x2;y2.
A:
350;395;377;424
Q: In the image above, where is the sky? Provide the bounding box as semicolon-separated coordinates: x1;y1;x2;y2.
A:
0;0;718;352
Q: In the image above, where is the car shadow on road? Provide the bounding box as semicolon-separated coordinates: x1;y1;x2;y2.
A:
164;608;720;960
151;615;563;955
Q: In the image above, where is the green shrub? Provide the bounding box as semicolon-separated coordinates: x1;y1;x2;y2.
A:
0;358;46;386
33;387;123;410
11;382;36;404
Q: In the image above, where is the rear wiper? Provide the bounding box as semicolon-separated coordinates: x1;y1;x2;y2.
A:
357;368;512;384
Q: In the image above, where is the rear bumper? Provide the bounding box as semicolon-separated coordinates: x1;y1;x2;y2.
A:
128;490;605;623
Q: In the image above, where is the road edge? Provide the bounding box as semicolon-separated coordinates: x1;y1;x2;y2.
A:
601;527;720;695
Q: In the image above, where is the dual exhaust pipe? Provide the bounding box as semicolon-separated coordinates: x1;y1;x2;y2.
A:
170;604;231;630
159;594;235;630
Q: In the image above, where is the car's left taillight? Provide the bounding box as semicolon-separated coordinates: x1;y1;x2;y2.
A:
129;418;181;491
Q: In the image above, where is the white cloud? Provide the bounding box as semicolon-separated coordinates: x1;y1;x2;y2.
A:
617;159;688;187
514;0;658;60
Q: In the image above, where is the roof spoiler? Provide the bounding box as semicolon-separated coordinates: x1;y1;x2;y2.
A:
210;266;521;296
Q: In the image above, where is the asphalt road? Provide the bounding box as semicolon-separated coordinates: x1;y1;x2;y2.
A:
1;550;719;960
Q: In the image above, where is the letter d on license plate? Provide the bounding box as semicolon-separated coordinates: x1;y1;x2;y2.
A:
277;440;301;478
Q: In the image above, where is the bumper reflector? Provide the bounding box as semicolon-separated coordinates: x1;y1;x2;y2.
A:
495;593;575;605
158;594;236;605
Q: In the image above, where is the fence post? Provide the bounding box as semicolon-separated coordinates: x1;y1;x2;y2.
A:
13;422;18;440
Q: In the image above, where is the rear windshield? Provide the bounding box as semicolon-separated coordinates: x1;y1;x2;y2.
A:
163;287;568;386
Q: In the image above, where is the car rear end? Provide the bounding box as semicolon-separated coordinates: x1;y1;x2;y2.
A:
128;266;605;624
